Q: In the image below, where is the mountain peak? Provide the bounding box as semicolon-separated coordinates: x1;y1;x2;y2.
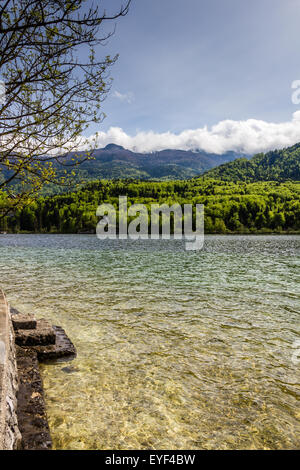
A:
104;143;124;151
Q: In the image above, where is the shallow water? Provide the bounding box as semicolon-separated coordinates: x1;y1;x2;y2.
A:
0;234;299;449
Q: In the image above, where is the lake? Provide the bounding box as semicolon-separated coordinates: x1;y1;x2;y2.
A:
0;234;299;449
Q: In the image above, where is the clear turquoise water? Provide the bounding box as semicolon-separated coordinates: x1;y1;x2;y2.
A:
0;234;299;449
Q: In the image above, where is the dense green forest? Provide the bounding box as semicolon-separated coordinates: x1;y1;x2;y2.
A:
1;179;299;234
204;143;300;181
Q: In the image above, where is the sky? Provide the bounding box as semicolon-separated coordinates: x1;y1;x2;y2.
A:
81;0;300;154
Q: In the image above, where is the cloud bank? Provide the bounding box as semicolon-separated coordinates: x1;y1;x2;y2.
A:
83;112;300;155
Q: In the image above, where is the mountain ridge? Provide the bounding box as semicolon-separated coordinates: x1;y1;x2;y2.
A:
57;145;245;181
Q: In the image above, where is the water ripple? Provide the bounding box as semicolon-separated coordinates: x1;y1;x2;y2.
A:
0;234;299;449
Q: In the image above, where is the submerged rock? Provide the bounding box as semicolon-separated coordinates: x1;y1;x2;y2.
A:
61;365;79;374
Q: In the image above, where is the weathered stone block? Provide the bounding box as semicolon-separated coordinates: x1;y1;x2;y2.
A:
12;314;37;331
15;319;56;347
32;325;76;361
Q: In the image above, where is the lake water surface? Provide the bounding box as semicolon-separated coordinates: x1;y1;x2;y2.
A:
0;234;299;449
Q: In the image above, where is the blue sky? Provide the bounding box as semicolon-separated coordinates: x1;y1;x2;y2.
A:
82;0;300;154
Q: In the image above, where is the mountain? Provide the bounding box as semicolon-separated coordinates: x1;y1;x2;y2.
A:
57;144;244;181
203;143;300;181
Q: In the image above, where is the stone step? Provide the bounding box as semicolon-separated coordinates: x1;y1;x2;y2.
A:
12;314;37;331
15;319;56;347
31;325;76;362
15;346;52;450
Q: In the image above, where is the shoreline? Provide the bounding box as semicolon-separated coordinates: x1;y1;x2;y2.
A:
1;231;300;236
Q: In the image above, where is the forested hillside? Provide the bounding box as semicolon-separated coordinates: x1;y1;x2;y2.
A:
203;143;300;181
1;179;299;234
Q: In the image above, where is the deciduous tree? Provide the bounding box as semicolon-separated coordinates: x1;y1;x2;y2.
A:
0;0;130;214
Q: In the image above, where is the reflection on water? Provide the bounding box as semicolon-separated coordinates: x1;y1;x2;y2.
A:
0;235;299;449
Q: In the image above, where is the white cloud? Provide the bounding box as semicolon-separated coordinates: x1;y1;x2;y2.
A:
81;112;300;155
112;90;134;104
